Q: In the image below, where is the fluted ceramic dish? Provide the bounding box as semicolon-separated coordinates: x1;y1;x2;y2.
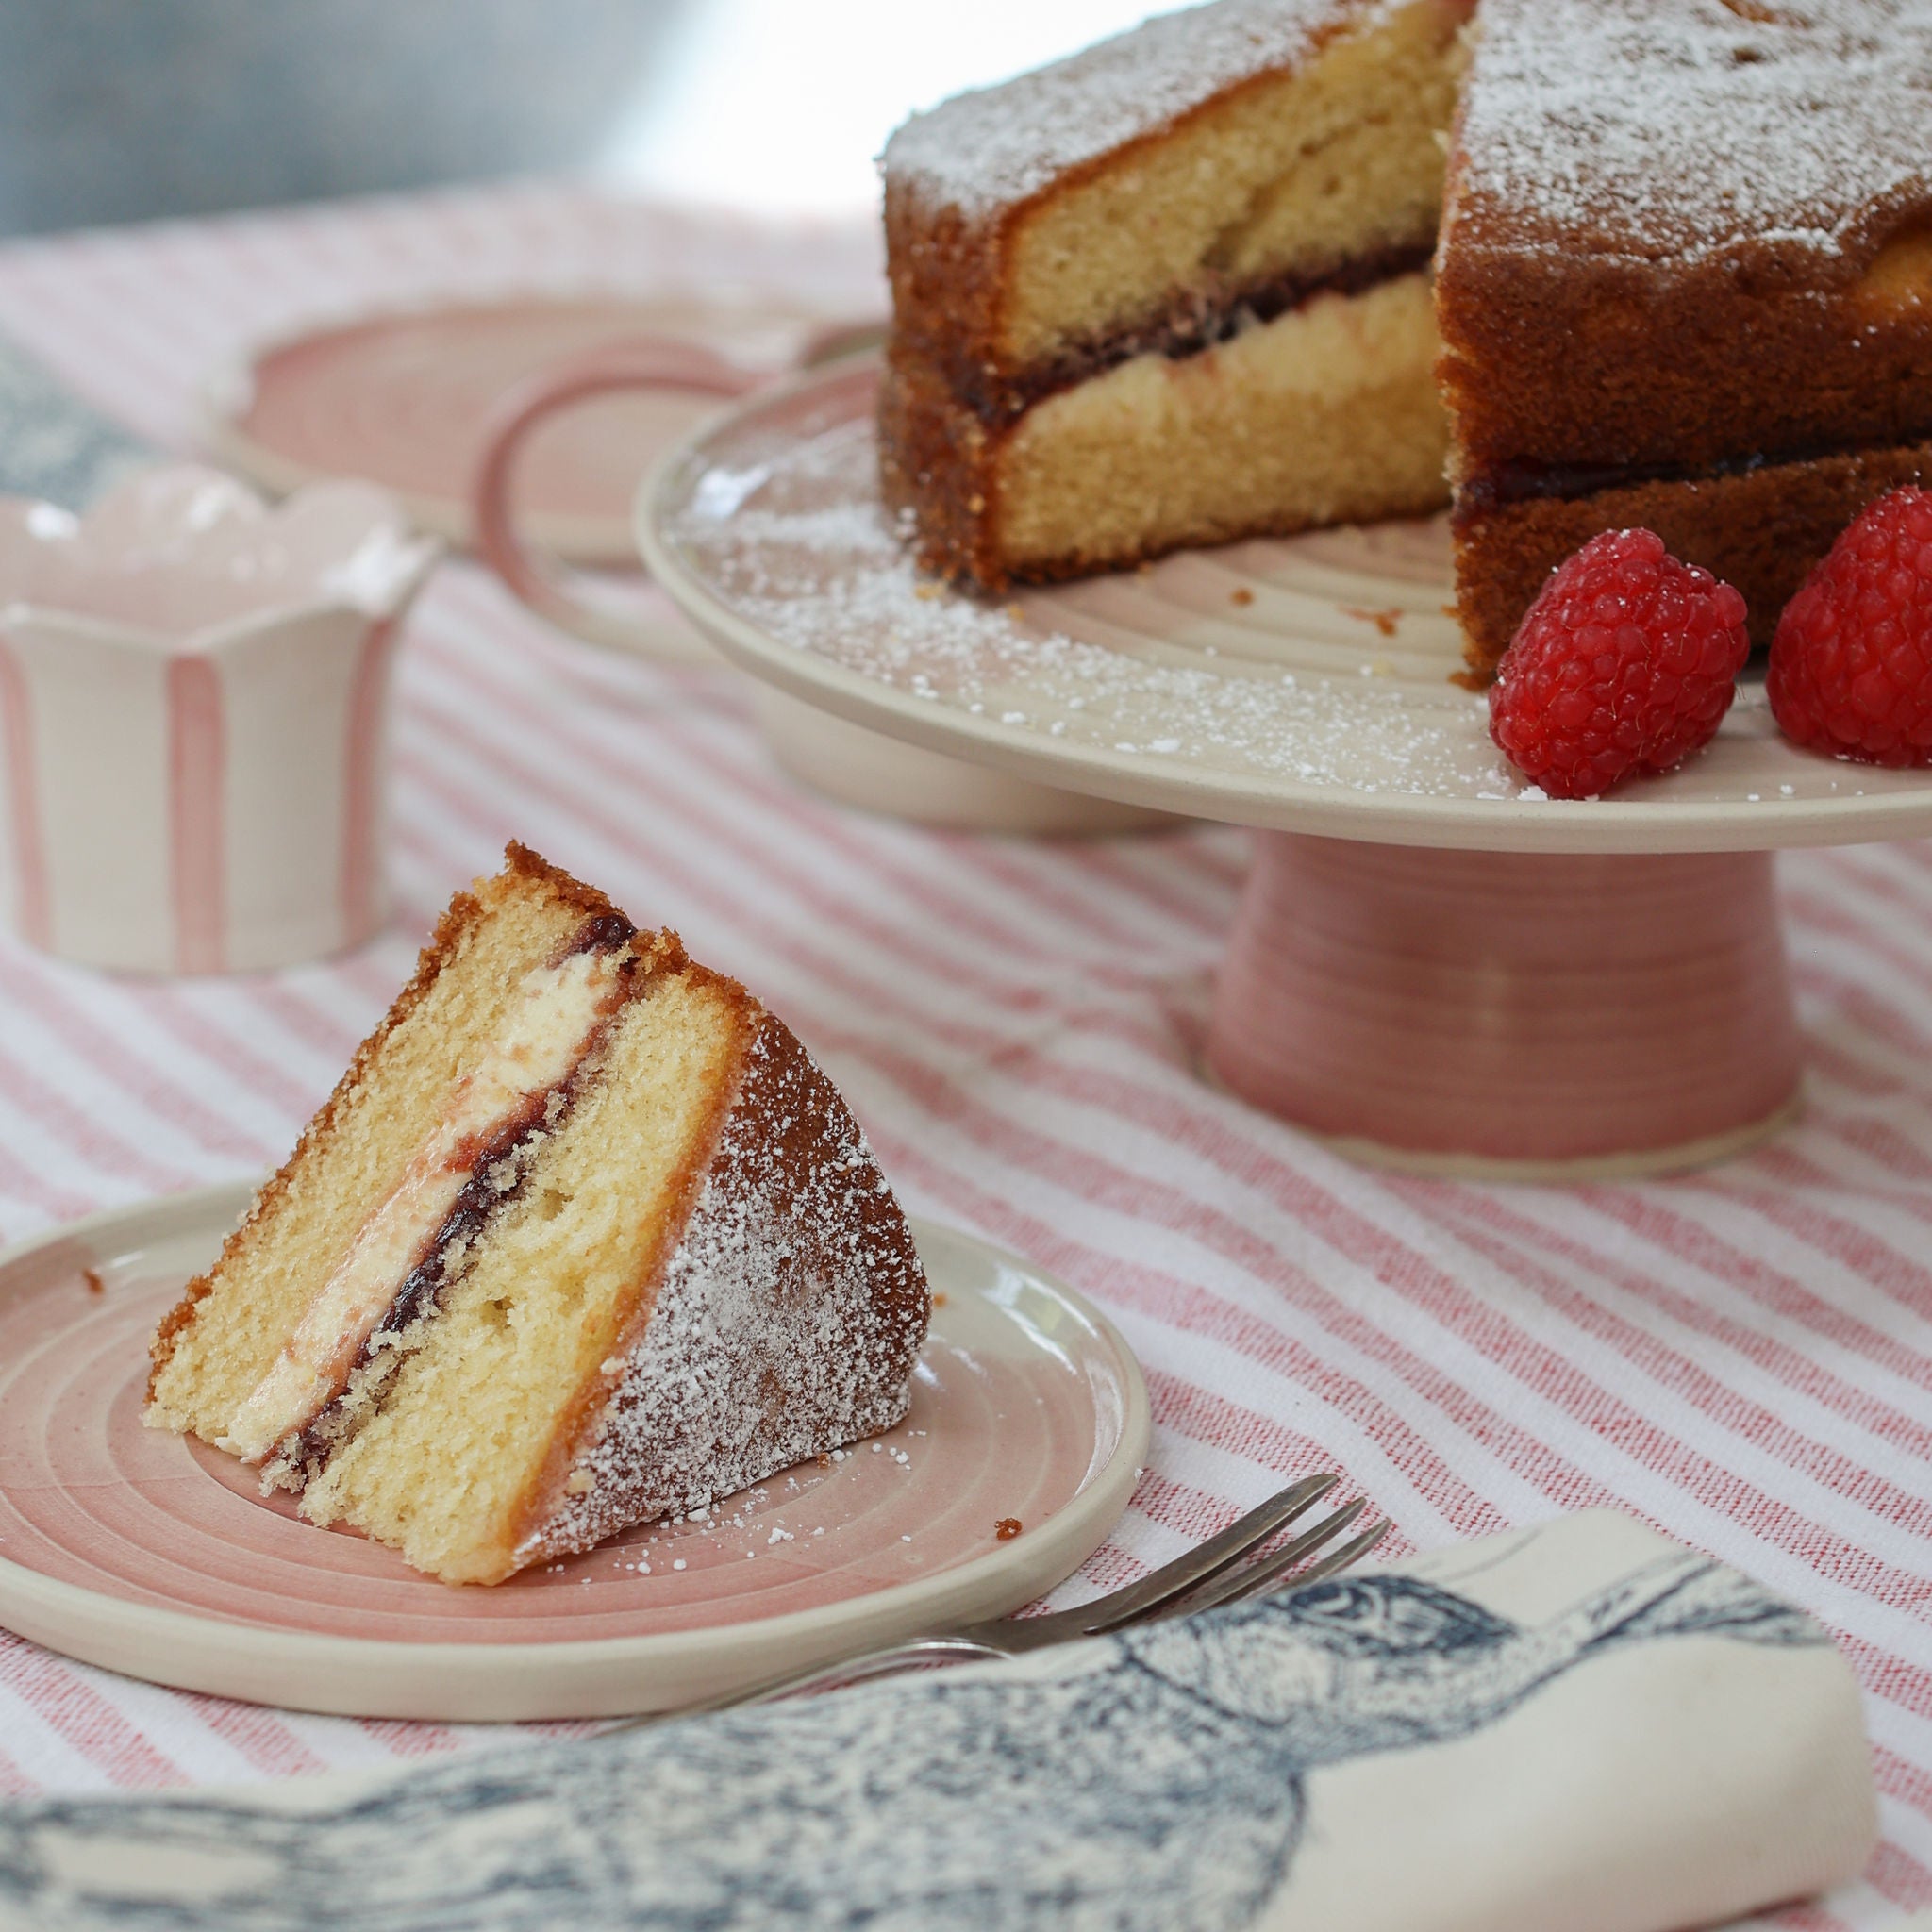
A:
0;464;438;973
0;1183;1148;1721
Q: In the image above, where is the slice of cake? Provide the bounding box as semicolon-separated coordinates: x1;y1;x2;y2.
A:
878;0;1472;591
1441;0;1932;674
146;845;929;1586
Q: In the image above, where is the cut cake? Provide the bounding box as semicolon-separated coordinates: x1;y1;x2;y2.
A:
146;845;930;1586
879;0;1932;676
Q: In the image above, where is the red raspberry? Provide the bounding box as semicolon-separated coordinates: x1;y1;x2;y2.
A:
1768;487;1932;765
1488;528;1749;799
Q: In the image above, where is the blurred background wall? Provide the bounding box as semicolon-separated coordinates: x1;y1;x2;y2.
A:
0;0;1158;237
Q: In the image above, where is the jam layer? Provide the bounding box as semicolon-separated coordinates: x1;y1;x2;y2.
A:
220;917;634;1469
924;241;1439;430
1456;428;1932;516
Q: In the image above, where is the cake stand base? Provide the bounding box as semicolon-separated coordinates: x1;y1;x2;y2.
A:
1207;835;1804;1180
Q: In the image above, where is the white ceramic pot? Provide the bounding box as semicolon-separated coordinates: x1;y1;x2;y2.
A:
0;465;439;973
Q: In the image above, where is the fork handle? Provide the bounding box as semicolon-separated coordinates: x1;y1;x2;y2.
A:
627;1634;1004;1728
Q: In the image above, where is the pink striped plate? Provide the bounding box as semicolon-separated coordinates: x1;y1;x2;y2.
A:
203;296;871;563
0;1183;1148;1721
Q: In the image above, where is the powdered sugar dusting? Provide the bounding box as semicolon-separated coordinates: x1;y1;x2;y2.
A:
1453;0;1932;267
883;0;1400;216
666;411;1539;802
523;1012;929;1564
655;368;1932;827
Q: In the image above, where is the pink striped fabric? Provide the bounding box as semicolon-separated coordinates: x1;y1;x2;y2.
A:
0;185;1925;1928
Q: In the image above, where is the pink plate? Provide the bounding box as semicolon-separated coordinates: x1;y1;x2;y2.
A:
0;1183;1147;1720
204;297;878;563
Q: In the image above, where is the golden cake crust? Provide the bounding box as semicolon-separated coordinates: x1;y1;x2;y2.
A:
1455;440;1932;673
1441;0;1932;669
1439;0;1932;483
514;1003;930;1568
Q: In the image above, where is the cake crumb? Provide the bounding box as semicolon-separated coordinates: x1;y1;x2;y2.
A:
1229;588;1254;608
995;1517;1023;1541
1343;606;1403;637
81;1268;105;1296
931;1291;948;1307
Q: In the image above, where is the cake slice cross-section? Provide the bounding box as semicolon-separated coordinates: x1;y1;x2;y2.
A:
146;845;930;1585
878;0;1473;591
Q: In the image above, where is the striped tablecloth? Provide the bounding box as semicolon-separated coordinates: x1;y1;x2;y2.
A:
0;183;1926;1929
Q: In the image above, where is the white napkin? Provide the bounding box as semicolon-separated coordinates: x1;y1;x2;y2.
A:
0;1509;1874;1931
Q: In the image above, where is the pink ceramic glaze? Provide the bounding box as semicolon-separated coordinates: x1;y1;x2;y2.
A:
1207;834;1804;1175
0;467;438;974
0;1186;1147;1718
474;339;760;658
208;298;884;564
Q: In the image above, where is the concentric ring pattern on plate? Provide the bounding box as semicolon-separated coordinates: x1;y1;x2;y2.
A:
639;358;1932;853
0;1184;1146;1719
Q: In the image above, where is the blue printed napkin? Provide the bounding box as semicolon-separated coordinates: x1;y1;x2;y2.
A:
0;1511;1874;1931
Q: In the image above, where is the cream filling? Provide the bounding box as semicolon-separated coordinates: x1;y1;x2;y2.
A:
219;944;628;1464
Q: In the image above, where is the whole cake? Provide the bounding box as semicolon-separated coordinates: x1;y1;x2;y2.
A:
146;845;930;1585
880;0;1932;677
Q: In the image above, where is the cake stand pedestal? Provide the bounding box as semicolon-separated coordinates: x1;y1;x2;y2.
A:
1208;839;1800;1177
636;358;1932;1178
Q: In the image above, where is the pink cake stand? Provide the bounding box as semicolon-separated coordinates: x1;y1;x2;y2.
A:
636;358;1932;1179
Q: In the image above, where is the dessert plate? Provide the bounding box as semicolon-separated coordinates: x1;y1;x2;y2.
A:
204;295;874;563
0;1183;1148;1722
638;358;1932;855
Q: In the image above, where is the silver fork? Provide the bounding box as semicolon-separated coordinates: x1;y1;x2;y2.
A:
639;1473;1389;1723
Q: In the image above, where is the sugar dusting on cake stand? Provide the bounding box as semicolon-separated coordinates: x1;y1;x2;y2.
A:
639;360;1932;1179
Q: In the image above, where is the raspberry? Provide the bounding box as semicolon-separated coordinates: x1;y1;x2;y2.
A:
1768;487;1932;765
1488;528;1749;799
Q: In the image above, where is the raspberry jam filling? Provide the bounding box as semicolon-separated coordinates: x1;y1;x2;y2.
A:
945;241;1438;425
218;924;633;1468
